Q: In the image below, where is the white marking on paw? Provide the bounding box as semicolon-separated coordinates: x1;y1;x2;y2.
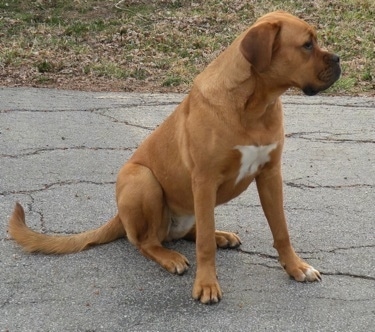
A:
305;266;320;281
235;143;277;184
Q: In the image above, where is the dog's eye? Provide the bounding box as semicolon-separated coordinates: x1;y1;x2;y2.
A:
303;42;313;50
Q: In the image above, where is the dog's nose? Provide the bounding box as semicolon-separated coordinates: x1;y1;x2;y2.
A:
332;54;340;63
324;53;340;64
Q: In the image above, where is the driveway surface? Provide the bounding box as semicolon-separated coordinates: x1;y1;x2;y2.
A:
0;87;374;331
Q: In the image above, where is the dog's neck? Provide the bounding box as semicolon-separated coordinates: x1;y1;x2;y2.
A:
193;47;254;106
193;49;287;125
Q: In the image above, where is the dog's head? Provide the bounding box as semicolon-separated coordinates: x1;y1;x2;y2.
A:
240;11;341;95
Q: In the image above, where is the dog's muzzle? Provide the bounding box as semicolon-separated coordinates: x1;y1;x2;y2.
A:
319;53;341;82
303;53;341;96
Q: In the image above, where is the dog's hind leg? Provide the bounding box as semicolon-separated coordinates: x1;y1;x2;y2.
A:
116;163;189;275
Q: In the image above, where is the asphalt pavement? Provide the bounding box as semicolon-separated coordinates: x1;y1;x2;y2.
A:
0;87;374;331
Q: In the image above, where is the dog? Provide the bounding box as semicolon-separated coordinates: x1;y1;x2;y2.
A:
8;11;341;304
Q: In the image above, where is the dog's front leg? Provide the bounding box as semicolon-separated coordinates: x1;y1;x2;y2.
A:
191;177;222;304
256;168;321;282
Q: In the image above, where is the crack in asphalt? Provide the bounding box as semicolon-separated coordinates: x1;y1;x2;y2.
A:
324;244;375;253
0;180;116;197
283;100;375;108
0;108;108;114
93;100;180;109
0;101;180;114
285;182;373;190
285;131;375;144
0;146;137;159
313;295;373;302
321;271;375;281
27;200;46;232
236;247;375;281
93;110;156;131
0;292;15;309
236;248;279;260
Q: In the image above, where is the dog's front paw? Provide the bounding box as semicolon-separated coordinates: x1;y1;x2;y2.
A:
192;277;222;304
283;259;321;282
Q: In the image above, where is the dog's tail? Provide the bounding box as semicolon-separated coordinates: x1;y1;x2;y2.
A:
7;202;125;254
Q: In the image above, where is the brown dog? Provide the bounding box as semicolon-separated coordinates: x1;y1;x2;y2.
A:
8;11;341;304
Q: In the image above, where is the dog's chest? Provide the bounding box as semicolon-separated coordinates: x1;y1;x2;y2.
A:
234;143;277;184
168;215;195;240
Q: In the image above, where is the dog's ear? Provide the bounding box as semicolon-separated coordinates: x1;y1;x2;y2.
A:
240;22;281;73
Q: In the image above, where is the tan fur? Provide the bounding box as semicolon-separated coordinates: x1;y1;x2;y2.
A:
8;203;125;254
8;11;340;304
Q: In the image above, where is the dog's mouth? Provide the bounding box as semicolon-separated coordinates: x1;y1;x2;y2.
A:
303;63;341;96
302;86;320;96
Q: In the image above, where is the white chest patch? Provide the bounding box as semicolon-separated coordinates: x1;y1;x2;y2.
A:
235;143;277;184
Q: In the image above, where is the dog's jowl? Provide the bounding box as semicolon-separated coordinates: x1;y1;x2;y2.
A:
8;11;340;304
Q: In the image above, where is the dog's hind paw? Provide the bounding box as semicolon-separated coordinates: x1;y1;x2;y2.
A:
215;230;241;249
161;251;190;275
140;245;189;275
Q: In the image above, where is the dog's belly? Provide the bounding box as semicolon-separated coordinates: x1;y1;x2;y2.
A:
234;143;277;184
167;215;195;240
